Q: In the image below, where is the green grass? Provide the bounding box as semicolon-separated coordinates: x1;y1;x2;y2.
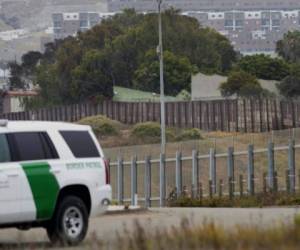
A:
113;86;183;102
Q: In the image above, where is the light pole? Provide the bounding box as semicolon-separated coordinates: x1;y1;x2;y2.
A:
157;0;166;155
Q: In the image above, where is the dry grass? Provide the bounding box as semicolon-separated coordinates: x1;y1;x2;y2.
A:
169;192;300;208
3;214;300;250
84;215;300;250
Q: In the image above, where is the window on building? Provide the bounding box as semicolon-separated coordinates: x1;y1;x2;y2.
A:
80;20;88;27
272;20;280;26
236;20;244;27
54;21;62;28
225;19;234;27
262;19;270;26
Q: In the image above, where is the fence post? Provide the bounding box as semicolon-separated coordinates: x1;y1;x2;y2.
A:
274;171;278;193
192;150;199;199
239;175;244;197
199;182;203;200
288;139;296;193
219;179;223;197
247;144;255;195
209;148;216;194
209;180;213;198
286;169;290;194
160;154;166;207
131;156;138;206
145;156;151;208
227;146;234;199
298;170;300;193
117;157;124;205
263;172;267;193
268;141;275;191
176;151;182;197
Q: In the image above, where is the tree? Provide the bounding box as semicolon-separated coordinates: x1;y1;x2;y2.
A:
71;50;114;101
220;71;263;98
133;50;193;96
8;62;25;90
21;51;42;71
237;54;290;80
277;64;300;98
19;9;237;108
276;31;300;63
54;37;84;103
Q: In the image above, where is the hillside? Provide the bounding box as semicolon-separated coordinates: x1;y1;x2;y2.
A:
0;0;108;61
0;0;108;30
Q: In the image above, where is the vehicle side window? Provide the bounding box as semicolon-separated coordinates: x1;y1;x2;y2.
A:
8;132;59;162
0;134;11;163
60;131;100;158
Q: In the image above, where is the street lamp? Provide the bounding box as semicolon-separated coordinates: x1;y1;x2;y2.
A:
157;0;166;155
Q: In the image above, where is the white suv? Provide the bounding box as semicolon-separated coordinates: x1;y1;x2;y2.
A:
0;120;112;245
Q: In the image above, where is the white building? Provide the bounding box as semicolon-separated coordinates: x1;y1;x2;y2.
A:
0;29;28;41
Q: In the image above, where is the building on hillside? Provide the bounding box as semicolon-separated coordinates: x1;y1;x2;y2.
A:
104;1;300;54
105;0;300;12
0;67;10;91
191;73;279;101
0;90;38;114
0;29;27;41
185;10;300;54
52;12;115;39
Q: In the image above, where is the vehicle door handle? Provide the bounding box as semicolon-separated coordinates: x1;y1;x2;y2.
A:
50;169;61;174
7;173;19;178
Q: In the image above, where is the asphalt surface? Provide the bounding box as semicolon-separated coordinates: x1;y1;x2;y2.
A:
1;207;300;249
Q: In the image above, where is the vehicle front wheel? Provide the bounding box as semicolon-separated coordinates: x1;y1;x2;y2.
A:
46;196;89;246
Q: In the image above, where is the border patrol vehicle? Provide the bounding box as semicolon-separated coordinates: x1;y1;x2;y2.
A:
0;120;111;245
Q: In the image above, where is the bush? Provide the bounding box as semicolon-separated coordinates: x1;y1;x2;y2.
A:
168;192;300;208
131;122;176;144
78;115;121;137
177;128;203;141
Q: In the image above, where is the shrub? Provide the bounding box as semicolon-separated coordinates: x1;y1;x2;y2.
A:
168;192;300;208
177;128;203;141
131;122;176;144
78;115;122;137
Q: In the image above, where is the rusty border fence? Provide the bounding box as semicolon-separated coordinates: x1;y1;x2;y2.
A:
1;98;300;132
109;139;299;207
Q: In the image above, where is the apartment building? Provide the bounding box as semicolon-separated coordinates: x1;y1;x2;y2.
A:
186;10;300;54
52;12;106;39
105;0;300;54
106;0;300;12
52;1;300;54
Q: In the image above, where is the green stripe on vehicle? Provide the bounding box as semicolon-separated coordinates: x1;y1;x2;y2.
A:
21;162;59;220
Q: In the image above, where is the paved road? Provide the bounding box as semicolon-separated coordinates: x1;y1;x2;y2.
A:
1;207;300;249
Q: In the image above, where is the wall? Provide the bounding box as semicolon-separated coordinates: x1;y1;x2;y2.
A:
1;99;300;133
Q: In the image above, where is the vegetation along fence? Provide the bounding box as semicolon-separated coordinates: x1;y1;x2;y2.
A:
108;139;300;207
2;98;300;132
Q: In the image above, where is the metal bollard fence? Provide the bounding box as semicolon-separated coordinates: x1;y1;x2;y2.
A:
110;140;300;208
209;148;216;194
176;151;182;197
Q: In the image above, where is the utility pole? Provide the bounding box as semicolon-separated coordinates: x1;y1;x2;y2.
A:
157;0;166;155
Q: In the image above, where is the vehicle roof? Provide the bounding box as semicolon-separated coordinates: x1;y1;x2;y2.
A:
0;121;90;133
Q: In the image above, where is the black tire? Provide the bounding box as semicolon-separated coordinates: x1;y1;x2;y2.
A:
46;196;89;246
